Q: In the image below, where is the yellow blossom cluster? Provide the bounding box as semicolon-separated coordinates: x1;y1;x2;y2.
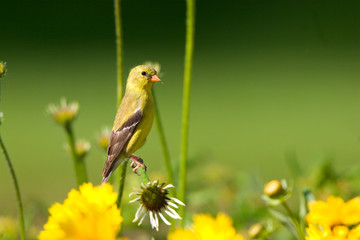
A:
306;196;360;240
39;183;122;240
168;212;244;240
306;224;360;240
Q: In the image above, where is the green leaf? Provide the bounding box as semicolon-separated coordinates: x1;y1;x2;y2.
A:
268;209;300;240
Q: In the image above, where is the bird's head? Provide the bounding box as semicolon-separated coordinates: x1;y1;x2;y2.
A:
127;65;161;91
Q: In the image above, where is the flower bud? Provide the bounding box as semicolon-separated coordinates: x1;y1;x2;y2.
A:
248;223;264;239
0;61;6;78
262;179;292;206
264;180;285;198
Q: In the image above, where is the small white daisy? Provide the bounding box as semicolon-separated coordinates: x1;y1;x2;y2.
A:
64;139;91;159
47;98;79;126
129;180;185;231
96;127;111;152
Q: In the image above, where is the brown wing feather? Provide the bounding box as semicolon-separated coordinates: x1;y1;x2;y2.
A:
102;110;142;182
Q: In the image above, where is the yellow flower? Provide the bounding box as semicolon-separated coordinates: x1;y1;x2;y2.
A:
168;213;244;240
343;197;360;226
39;183;122;240
306;224;360;240
306;196;360;227
306;196;360;240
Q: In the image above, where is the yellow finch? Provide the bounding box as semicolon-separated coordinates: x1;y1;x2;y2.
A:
101;65;160;184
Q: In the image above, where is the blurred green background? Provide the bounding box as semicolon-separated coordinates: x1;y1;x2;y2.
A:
1;0;360;222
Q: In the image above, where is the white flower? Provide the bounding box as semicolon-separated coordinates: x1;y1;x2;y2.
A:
129;180;185;231
47;98;79;126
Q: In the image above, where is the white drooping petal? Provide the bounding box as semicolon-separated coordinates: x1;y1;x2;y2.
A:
129;190;140;197
154;212;159;231
159;212;171;225
167;201;179;209
165;209;181;220
170;197;185;206
133;205;144;222
138;212;147;226
129;197;140;203
167;206;182;219
163;184;174;189
149;211;156;230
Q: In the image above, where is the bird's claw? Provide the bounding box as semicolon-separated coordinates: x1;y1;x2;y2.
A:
130;155;147;174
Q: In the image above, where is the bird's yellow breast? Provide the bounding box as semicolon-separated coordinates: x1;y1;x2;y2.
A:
125;97;154;154
112;86;155;156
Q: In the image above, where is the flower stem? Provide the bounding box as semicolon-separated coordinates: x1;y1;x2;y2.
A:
116;160;128;207
139;167;150;184
153;91;174;187
282;202;305;240
0;135;25;240
114;0;127;205
178;0;195;224
64;124;87;186
114;0;123;108
113;1;127;237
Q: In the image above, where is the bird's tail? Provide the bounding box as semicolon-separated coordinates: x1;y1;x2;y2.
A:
101;173;111;187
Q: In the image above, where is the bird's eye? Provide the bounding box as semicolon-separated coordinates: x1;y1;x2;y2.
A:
141;71;147;76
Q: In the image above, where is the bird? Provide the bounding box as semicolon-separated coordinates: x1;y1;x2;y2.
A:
101;65;161;185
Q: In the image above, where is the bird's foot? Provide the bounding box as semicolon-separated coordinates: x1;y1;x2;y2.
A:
130;155;147;174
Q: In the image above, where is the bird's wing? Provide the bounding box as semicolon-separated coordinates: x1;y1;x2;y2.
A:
102;109;143;180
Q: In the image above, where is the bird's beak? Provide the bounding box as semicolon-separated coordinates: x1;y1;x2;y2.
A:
150;74;161;82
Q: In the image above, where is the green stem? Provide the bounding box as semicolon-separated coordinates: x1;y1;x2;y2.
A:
114;0;123;108
178;0;195;224
153;90;174;187
64;124;87;186
116;160;128;207
116;160;127;238
113;0;127;236
282;202;305;240
139;167;150;184
0;135;25;240
114;0;127;207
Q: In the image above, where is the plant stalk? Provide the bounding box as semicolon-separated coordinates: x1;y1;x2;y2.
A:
0;135;25;240
114;0;123;108
282;202;305;240
153;91;174;187
64;124;87;186
114;0;128;204
139;167;150;184
115;160;127;237
116;160;128;207
178;0;195;225
113;1;127;237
